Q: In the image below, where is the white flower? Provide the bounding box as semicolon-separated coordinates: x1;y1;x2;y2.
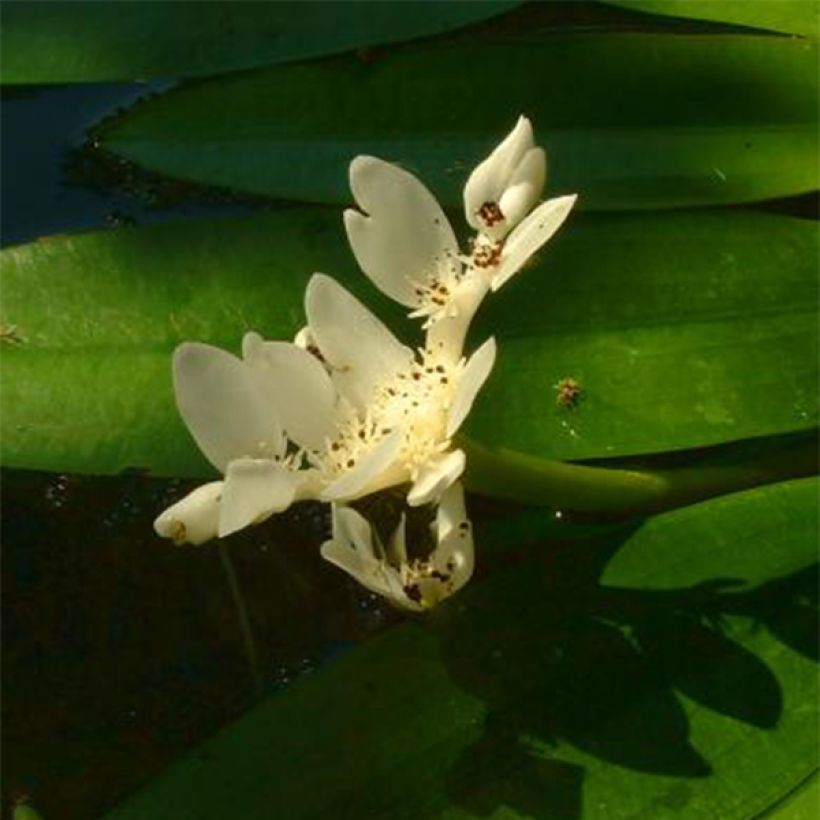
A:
344;116;577;358
155;273;495;548
320;482;474;611
248;273;497;508
464;114;546;240
155;114;573;603
153;341;321;544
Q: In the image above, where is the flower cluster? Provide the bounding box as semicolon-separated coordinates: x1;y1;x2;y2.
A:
154;116;576;610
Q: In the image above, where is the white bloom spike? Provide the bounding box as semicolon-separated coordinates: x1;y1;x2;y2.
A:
320;481;474;611
156;114;575;604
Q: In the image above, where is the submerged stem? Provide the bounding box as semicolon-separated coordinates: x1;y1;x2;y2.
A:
460;432;818;517
217;542;263;699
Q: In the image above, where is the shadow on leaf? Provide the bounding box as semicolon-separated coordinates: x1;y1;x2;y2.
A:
428;523;815;819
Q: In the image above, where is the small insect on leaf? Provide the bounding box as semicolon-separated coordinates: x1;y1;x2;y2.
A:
555;376;582;408
0;324;25;345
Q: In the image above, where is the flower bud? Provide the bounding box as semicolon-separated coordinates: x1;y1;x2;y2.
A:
464;116;547;239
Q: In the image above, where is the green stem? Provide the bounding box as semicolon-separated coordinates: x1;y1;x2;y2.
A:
460;433;818;517
217;542;263;699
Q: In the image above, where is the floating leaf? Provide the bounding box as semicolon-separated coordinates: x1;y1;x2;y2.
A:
1;209;816;479
103;478;820;820
468;209;819;460
766;773;820;820
98;33;819;211
0;0;520;84
605;0;820;38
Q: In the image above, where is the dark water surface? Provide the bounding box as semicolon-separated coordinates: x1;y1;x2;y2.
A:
1;82;260;247
2;469;396;819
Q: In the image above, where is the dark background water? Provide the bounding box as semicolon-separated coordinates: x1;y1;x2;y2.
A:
0;82;263;247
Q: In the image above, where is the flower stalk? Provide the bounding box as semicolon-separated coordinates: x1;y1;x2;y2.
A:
461;432;818;518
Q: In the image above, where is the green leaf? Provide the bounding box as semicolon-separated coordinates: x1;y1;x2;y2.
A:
104;478;819;820
764;773;820;820
1;209;816;479
604;1;820;38
468;209;819;461
602;476;819;590
98;32;819;211
0;0;520;84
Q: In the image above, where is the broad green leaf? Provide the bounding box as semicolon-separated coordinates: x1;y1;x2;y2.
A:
602;475;819;590
1;209;816;479
98;33;819;211
605;1;819;38
467;209;819;461
764;774;820;820
0;1;520;84
104;478;819;820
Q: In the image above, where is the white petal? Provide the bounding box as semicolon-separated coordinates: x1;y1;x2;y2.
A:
244;340;337;450
173;342;281;472
293;467;326;502
383;569;424;612
447;337;497;437
218;458;299;537
334;504;377;557
407;448;466;507
385;513;408;567
320;505;393;597
305;274;413;410
321;429;405;502
433;482;475;591
492;194;577;291
321;540;391;598
241;331;263;359
154;481;223;546
435;481;468;544
345;156;458;307
293;326;315;350
464;116;533;232
498;146;546;229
